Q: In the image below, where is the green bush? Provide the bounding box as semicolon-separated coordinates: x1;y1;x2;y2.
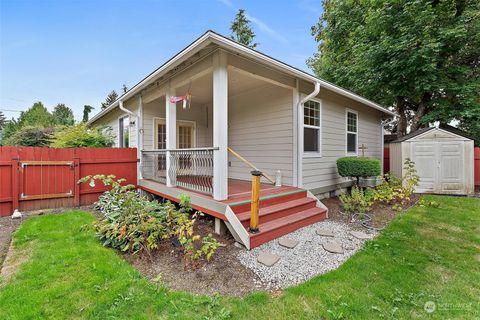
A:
3;126;55;146
339;186;374;217
79;175;220;269
51;123;114;148
337;157;381;184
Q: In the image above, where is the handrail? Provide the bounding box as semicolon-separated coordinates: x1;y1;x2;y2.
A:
142;147;219;153
227;147;275;184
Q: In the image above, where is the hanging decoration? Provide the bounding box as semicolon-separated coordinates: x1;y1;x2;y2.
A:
169;80;192;109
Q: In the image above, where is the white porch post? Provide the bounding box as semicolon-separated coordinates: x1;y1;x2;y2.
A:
213;51;228;200
166;83;177;187
137;94;144;179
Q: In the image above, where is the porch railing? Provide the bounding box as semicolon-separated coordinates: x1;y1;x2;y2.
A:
142;148;218;195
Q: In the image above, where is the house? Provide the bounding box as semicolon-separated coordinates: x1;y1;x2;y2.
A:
88;30;396;249
389;125;475;195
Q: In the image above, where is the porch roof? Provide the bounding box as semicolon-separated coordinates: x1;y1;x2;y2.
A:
89;30;396;125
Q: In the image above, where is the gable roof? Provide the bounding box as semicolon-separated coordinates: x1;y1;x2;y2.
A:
391;125;473;143
89;30;396;124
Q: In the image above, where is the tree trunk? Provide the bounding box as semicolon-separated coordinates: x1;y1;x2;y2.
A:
395;97;408;138
410;93;430;132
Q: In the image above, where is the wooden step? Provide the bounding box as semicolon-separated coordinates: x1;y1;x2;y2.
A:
229;190;307;214
236;197;317;227
249;207;327;249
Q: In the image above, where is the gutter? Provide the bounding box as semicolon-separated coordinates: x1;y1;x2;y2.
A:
296;81;321;187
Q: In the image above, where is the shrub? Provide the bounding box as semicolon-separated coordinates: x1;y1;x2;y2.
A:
337;157;381;184
79;175;221;269
3;126;55;146
51;123;114;148
339;186;374;217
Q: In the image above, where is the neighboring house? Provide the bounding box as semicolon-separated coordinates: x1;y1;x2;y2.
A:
89;30;395;249
389;125;475;195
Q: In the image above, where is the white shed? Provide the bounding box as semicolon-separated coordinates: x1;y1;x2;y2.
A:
389;126;475;195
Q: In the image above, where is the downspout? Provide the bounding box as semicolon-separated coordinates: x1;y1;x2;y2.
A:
296;81;321;187
118;99;141;178
380;116;397;174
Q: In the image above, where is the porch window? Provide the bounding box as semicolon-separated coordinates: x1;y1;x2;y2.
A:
346;110;358;155
118;116;129;148
303;100;321;154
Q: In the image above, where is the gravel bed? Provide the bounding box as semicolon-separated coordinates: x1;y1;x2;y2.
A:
237;220;376;289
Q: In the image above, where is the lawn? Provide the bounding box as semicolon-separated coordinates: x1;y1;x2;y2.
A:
0;195;479;319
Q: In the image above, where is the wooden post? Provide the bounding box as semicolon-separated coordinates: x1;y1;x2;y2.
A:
249;170;262;233
166;83;177;187
73;157;80;207
11;156;19;212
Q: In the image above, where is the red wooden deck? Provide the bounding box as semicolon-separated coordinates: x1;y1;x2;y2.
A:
139;178;327;249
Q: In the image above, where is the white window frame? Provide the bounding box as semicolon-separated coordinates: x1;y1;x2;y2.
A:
153;117;196;149
302;98;322;158
118;115;130;148
345;109;358;156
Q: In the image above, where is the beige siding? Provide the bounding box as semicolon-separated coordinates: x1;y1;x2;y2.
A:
389;142;403;177
302;89;383;190
228;84;294;185
93;103;138;148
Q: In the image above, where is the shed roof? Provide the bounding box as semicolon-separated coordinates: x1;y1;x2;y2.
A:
391;125;473;143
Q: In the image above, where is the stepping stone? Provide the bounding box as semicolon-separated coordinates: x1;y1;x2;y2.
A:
278;238;299;249
257;252;280;267
350;231;370;240
322;242;344;254
316;228;334;237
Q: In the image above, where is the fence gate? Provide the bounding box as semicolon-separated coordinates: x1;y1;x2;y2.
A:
0;146;138;216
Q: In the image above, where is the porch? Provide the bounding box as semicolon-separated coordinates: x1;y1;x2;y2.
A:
138;176;327;249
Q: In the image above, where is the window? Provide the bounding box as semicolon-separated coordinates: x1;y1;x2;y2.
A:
154;119;195;149
155;119;167;149
303;100;321;154
346;110;358;155
118;116;129;148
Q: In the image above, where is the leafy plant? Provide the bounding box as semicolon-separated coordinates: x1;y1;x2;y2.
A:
2;125;55;146
339;186;374;217
51;123;114;148
336;157;381;185
79;175;220;268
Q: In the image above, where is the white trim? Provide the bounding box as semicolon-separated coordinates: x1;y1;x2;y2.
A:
153;117;197;149
88;31;395;125
302;98;322;158
118;115;130;148
292;80;299;187
408;127;472;142
345;108;359;156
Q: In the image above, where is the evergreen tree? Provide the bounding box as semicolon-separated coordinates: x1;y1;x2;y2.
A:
82;105;94;123
0;111;6;130
230;9;258;49
122;84;128;93
101;90;119;110
309;0;479;137
52;103;75;126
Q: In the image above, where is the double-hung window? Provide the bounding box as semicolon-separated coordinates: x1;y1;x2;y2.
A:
118;116;130;148
346;110;358;155
303;100;321;155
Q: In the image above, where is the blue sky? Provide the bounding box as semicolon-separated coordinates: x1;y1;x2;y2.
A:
0;0;322;120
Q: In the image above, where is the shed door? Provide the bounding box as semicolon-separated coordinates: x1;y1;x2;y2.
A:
411;141;465;194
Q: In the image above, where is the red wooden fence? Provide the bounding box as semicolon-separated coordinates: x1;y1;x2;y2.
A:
383;147;390;174
475;147;480;191
0;147;137;217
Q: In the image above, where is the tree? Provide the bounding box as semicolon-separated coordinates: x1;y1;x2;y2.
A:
18;102;56;128
52;103;75;126
51;123;114;148
122;84;128;93
2;126;54;146
230;9;258;49
309;0;479;138
101;90;119;110
82;105;94;123
0;111;6;130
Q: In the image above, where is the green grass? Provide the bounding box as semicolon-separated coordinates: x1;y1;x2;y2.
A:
0;195;479;319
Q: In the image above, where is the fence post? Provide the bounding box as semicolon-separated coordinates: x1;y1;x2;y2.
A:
249;170;262;233
73;157;80;207
11;156;19;213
